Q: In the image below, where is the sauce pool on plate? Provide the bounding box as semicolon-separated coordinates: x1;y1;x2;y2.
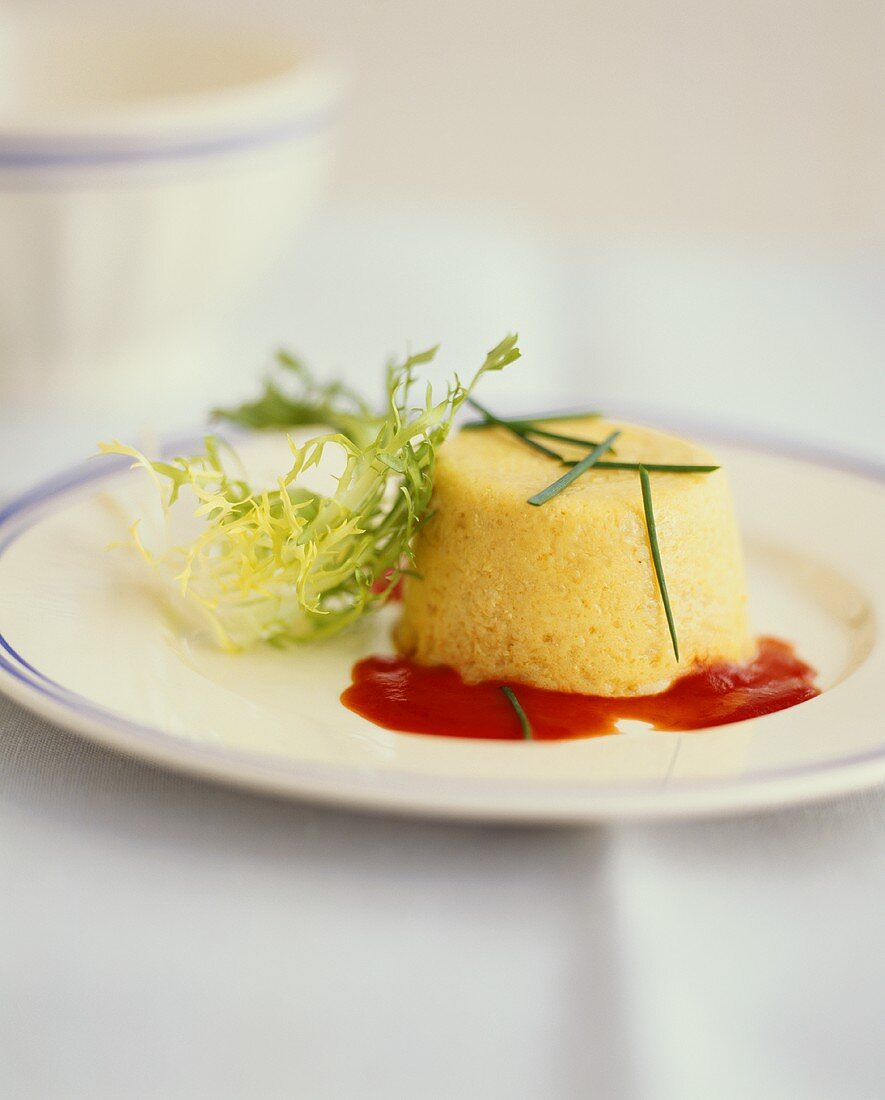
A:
341;637;819;741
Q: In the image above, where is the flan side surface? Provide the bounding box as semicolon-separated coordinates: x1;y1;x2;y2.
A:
395;418;754;696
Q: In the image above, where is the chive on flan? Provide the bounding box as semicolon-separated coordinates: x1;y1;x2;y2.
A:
395;418;754;697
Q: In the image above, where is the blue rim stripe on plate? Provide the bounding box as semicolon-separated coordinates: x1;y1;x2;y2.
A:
0;425;884;796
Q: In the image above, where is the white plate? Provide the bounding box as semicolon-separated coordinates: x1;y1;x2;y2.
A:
0;432;881;822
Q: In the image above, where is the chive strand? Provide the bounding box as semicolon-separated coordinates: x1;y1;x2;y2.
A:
460;409;717;475
465;419;612;454
501;686;533;740
527;431;621;506
522;427;609;449
562;460;719;473
462;410;603;431
466;398;566;461
639;464;679;662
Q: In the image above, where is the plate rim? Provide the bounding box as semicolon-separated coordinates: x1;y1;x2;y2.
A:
1;425;884;823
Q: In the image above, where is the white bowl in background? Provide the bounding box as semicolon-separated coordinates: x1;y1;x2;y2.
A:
0;5;342;412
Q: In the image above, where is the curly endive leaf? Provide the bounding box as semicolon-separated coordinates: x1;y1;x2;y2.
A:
101;335;520;650
212;350;381;448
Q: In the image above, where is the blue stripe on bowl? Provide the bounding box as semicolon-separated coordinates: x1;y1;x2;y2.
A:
0;106;336;171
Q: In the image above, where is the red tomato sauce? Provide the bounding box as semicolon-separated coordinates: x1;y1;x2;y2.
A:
341;637;819;740
370;570;404;600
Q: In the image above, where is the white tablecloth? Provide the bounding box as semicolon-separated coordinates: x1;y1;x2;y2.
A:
2;207;884;1098
3;694;884;1099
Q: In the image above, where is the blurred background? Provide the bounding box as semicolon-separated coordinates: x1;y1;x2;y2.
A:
2;4;885;1099
0;0;882;492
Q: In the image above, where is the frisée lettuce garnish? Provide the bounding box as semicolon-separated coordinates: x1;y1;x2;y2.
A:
100;335;520;650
